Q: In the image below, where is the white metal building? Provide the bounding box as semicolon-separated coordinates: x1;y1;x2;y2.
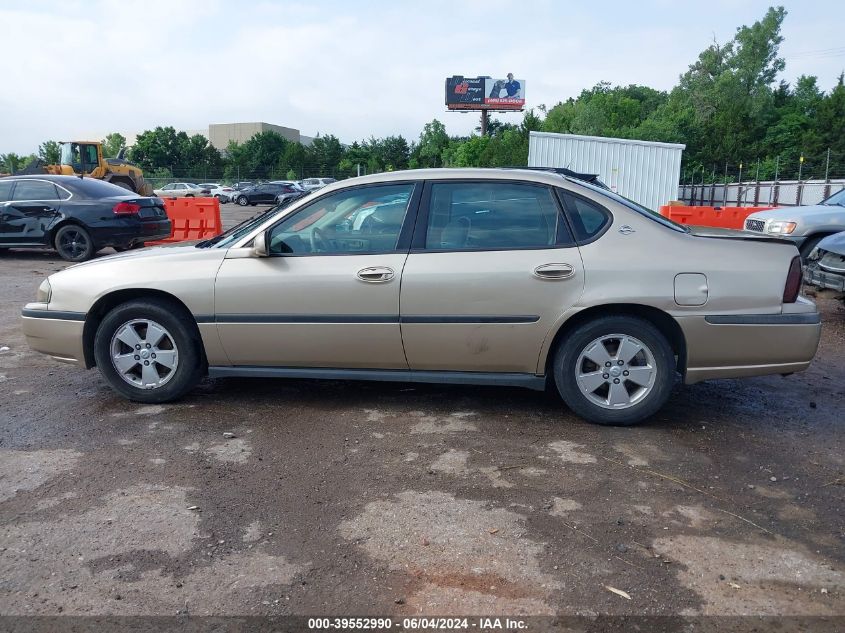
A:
528;131;685;210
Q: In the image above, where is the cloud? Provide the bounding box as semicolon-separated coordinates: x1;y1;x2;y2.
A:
0;0;842;153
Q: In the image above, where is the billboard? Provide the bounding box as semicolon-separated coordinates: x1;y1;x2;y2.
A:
446;75;526;111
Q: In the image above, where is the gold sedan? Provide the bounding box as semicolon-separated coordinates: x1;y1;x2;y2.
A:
21;169;821;425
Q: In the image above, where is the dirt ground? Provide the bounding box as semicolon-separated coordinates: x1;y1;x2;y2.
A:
1;207;843;628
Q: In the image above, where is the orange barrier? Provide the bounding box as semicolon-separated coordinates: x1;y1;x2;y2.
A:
147;197;222;245
659;205;775;230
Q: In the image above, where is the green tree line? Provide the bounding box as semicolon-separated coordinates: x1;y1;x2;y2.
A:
3;6;843;183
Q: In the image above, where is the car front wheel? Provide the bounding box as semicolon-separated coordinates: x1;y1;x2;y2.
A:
237;195;249;206
93;299;204;403
553;315;676;426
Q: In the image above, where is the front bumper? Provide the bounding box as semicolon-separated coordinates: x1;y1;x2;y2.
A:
804;261;845;292
676;308;821;384
21;305;86;367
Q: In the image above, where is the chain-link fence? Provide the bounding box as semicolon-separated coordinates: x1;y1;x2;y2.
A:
142;166;362;191
678;148;845;206
679;178;845;207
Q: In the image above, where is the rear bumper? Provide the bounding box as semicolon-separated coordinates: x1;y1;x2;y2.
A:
21;306;86;367
804;261;845;292
676;310;821;384
89;219;171;248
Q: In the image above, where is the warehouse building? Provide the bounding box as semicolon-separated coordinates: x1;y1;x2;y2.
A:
528;131;685;210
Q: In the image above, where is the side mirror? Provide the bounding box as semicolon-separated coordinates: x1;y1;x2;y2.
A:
252;231;269;257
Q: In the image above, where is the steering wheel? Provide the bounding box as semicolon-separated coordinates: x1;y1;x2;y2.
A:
310;226;329;252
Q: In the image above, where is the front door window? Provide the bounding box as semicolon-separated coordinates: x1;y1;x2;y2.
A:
267;184;414;255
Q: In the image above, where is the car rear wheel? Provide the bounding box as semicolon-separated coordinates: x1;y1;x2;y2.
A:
54;224;95;262
94;299;204;403
237;195;248;206
553;316;676;426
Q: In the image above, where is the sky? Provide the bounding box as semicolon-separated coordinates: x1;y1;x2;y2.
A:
1;0;843;154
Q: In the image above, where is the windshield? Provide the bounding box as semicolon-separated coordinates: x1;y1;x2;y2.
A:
198;205;284;248
822;189;845;206
570;179;689;233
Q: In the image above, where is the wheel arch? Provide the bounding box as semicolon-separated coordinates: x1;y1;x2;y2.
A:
82;289;204;369
541;303;687;377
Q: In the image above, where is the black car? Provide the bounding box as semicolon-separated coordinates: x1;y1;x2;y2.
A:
0;175;171;262
233;183;297;206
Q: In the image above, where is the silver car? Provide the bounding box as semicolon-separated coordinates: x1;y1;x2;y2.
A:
804;231;845;294
21;168;821;426
743;188;845;258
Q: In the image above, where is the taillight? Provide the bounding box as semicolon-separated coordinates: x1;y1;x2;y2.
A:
113;202;141;215
783;256;802;303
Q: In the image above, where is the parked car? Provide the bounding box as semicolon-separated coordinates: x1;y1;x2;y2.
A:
743;188;845;258
804;231;845;295
277;191;308;209
300;177;336;192
273;183;307;206
153;182;211;198
0;175;170;262
233;183;294;206
197;183;234;200
20;168;821;426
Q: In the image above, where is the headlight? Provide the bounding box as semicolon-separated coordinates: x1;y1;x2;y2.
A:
36;278;52;303
767;221;797;235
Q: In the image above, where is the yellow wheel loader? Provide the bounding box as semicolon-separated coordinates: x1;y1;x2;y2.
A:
19;141;153;195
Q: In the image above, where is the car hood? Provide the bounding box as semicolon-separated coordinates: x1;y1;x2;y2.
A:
818;230;845;255
746;204;845;222
65;243;203;269
687;225;796;245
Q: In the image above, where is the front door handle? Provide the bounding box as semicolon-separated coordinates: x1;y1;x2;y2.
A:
533;263;574;280
357;266;395;283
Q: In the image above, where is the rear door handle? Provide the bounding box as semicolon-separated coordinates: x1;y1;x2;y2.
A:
533;263;574;280
357;266;395;283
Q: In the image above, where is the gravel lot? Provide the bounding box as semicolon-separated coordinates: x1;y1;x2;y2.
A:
1;203;843;624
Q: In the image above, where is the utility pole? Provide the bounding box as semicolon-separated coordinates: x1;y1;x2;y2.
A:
723;160;728;206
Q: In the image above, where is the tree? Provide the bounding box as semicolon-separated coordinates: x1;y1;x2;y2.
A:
37;140;61;164
101;133;127;158
415;120;449;168
0;153;25;173
130;126;189;173
241;131;289;179
309;135;344;176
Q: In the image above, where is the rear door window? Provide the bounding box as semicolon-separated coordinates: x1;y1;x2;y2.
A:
423;181;568;251
11;180;59;201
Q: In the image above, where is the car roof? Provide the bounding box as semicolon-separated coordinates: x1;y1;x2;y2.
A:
0;174;96;183
327;168;580;189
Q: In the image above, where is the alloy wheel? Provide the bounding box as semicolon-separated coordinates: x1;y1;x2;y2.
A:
57;228;90;260
575;334;656;410
109;319;179;389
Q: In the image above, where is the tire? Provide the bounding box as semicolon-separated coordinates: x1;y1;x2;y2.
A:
54;224;95;262
553;316;676;426
185;194;194;198
799;235;826;261
111;179;134;192
93;298;204;403
237;195;248;206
